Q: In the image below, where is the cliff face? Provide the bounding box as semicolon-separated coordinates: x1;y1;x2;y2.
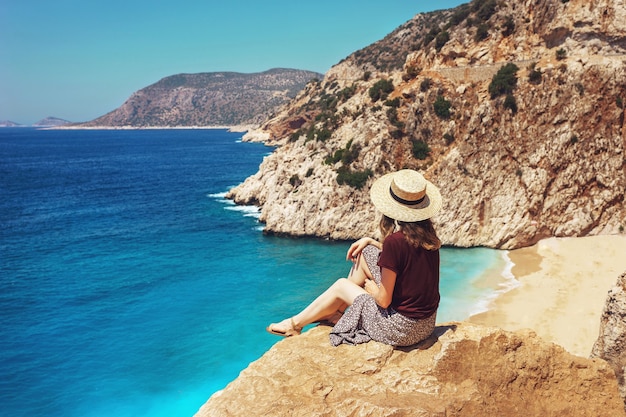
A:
228;0;626;249
196;323;625;417
79;68;322;128
592;271;626;408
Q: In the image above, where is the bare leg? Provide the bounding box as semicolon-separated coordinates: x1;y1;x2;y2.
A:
347;250;374;286
324;249;372;316
321;251;375;324
267;278;366;335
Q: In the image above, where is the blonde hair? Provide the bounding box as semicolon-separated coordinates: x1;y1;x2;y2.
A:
379;215;441;250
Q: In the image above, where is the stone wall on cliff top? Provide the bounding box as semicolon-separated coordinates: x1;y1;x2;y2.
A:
227;0;626;249
592;271;626;409
196;323;624;417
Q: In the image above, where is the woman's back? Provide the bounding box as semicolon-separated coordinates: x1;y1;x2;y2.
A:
379;231;440;319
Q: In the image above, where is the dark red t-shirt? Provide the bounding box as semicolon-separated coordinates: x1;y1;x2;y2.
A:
377;231;440;319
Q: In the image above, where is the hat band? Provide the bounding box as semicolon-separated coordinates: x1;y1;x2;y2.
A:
390;188;426;206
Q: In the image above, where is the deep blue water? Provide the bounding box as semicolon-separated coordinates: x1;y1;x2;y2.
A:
0;128;505;417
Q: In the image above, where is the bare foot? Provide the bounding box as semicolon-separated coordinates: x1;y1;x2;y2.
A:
266;317;302;337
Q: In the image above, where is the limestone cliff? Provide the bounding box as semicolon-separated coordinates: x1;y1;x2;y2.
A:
228;0;626;249
195;323;625;417
592;271;626;408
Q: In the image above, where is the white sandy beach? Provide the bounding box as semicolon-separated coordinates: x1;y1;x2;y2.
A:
469;234;626;357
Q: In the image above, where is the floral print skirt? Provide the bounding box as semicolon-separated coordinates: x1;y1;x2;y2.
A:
329;245;436;347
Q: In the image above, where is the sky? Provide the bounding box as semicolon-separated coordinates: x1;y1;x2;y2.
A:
0;0;467;125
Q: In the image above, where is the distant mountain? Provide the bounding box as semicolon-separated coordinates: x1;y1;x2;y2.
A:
0;120;22;127
79;68;323;128
33;117;71;127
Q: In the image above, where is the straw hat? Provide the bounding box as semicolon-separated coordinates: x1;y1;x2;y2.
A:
370;169;442;222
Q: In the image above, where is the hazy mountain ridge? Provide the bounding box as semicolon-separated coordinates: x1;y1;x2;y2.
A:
33;117;71;127
78;68;322;128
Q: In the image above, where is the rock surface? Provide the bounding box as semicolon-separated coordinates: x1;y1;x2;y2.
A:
228;0;626;249
592;271;626;409
196;323;624;417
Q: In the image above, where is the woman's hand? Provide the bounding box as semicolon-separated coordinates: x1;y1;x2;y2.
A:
346;237;379;261
363;278;379;297
366;268;395;309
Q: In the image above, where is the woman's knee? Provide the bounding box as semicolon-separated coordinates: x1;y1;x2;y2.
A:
334;277;350;287
333;277;366;301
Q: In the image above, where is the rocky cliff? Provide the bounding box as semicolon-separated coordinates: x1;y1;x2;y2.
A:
592;271;626;409
79;68;322;128
196;323;625;417
228;0;626;249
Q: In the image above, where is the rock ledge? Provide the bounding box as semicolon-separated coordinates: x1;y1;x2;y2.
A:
196;322;624;417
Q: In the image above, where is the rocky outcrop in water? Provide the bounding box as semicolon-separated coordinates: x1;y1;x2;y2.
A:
228;0;626;249
195;323;625;417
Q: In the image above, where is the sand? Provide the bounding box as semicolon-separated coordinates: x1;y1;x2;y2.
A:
469;234;626;357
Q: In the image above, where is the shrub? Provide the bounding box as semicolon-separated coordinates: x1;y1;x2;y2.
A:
341;142;360;165
501;16;515;36
488;63;519;98
443;132;455;145
575;83;584;95
433;95;452;119
289;174;301;187
411;139;431;160
503;94;517;113
449;6;471;26
570;134;579;144
305;126;316;141
325;149;343;165
475;23;489;41
390;129;404;139
325;140;359;165
316;128;332;142
338;85;357;102
369;79;394;101
420;78;432;92
336;167;373;189
386;107;398;123
305;168;314;177
403;64;421;81
528;63;542;84
617;96;624;109
289;130;302;142
384;97;400;108
476;0;497;21
435;31;450;50
423;27;439;47
556;48;567;60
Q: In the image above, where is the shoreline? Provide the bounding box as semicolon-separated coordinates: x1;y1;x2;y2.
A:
469;234;626;357
42;124;255;132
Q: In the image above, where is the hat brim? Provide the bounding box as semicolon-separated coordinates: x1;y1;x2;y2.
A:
369;172;442;222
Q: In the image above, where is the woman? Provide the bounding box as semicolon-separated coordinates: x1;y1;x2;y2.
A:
266;169;442;347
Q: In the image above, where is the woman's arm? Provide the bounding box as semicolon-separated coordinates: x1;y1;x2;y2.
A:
346;237;382;261
364;267;396;308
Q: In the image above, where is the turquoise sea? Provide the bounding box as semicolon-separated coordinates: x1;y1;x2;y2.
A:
0;128;510;417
